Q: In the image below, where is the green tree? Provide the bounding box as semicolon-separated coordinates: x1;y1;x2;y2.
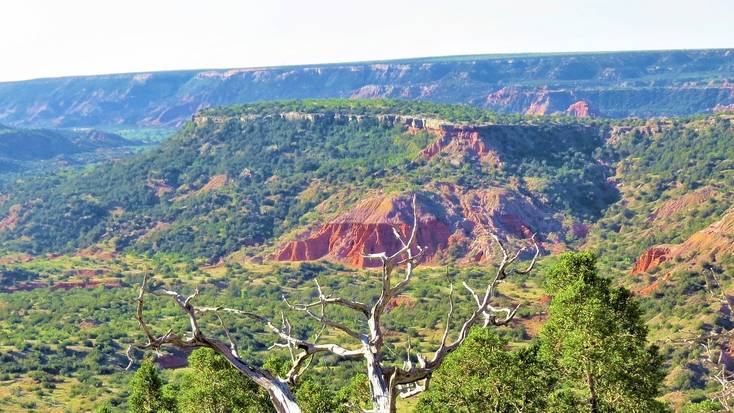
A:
176;348;273;413
415;328;552;412
95;400;113;413
334;373;371;412
127;359;167;413
539;252;668;413
294;378;339;413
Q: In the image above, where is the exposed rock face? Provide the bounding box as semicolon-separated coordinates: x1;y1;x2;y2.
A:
170;174;232;203
565;100;596;118
632;206;734;274
417;126;500;166
146;179;173;197
275;195;451;267
714;104;734;113
631;246;671;274
385;295;416;312
649;187;716;222
2;49;733;127
522;90;601;117
672;208;734;264
275;185;563;267
606;120;675;144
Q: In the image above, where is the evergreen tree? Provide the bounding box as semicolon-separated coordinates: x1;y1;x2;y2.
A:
539;252;669;413
294;378;339;413
176;348;273;413
127;359;166;413
415;328;552;412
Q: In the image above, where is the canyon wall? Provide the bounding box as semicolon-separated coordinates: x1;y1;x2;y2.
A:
1;49;733;128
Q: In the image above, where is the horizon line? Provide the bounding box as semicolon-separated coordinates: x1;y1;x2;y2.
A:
2;46;732;85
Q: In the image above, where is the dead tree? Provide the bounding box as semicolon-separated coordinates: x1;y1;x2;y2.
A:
670;269;734;411
128;194;539;413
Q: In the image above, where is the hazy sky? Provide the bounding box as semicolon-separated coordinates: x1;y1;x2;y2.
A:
0;0;732;82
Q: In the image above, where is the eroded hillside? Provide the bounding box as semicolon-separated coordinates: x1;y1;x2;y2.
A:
0;100;616;263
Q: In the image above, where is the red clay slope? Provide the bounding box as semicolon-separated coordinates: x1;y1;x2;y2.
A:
275;185;564;267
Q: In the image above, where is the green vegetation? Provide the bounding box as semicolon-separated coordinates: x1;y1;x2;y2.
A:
1;100;733;410
416;329;551;412
0;99;616;258
0;252;543;411
127;359;172;413
175;348;272;413
0;125;135;161
416;252;668;413
117;252;668;413
0;124;143;184
539;252;667;412
591;115;734;273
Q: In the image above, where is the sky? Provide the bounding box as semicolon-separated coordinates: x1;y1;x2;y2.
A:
0;0;732;82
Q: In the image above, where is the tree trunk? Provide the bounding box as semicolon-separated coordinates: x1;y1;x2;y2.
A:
366;352;395;413
210;340;302;413
586;370;598;413
266;380;302;413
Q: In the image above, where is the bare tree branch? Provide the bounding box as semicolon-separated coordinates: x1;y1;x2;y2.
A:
129;192;541;413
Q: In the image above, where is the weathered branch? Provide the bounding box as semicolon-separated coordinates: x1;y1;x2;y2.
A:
128;192;541;413
664;269;734;411
128;276;307;412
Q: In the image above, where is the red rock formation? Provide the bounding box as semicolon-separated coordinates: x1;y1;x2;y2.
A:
200;174;229;192
275;195;451;267
418;127;501;167
524;90;579;116
51;278;124;290
565;100;596;118
275;185;562;268
632;206;734;275
484;87;520;108
385;295;416;312
526;94;551;116
631;247;671;274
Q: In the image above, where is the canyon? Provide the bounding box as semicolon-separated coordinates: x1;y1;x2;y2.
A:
1;49;733;128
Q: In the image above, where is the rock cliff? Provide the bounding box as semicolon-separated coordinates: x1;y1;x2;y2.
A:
275;185;563;267
2;49;733;127
631;207;734;274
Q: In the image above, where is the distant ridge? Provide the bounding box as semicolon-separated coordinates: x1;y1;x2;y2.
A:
0;48;732;127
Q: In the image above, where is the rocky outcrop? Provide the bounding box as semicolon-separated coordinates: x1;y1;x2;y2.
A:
275;194;452;267
2;49;733;128
275;185;563;267
631;206;734;274
606;120;675;144
714;104;734;113
565;100;597;118
146;178;173;197
649;187;716;222
385;295;416;312
417;127;501;167
195;110;506;167
631;246;672;274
